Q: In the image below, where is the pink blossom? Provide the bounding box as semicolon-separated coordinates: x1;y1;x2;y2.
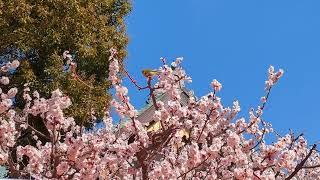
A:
56;161;70;175
0;50;317;180
1;65;9;72
227;131;241;147
7;88;18;98
0;153;8;164
0;76;9;85
63;50;72;60
211;79;222;92
11;60;20;68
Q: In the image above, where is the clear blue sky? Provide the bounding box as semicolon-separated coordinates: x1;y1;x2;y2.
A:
123;1;320;144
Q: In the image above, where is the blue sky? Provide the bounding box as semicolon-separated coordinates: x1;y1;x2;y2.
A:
123;1;320;144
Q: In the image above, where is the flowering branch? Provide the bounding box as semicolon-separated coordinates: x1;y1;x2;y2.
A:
0;51;318;179
285;144;317;180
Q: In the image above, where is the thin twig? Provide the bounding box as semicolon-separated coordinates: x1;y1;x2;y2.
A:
27;124;51;141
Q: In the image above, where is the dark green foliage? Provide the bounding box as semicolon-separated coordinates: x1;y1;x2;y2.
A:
0;0;131;125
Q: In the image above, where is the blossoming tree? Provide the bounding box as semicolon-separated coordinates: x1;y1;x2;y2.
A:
0;49;320;179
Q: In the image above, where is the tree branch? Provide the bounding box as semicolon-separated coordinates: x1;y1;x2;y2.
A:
285;144;317;180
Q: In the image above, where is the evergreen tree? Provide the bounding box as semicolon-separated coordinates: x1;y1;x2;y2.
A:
0;0;131;128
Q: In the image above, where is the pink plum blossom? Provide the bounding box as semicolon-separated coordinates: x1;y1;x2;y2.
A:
0;50;318;180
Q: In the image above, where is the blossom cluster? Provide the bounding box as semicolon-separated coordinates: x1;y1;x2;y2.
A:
0;51;319;180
